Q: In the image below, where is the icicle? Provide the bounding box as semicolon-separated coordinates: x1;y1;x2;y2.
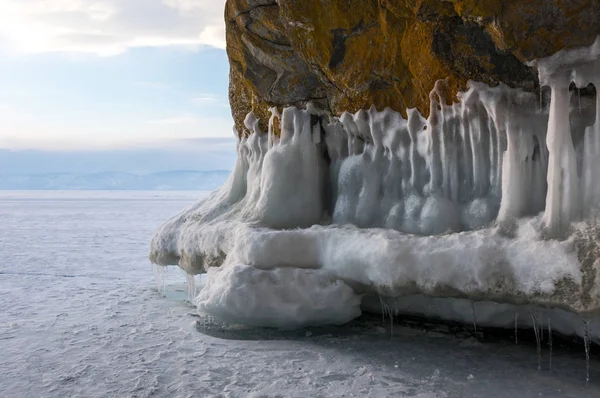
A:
515;312;519;345
542;79;581;236
199;315;213;332
186;273;196;303
152;264;159;293
582;83;600;215
376;295;395;340
536;36;600;228
427;84;444;194
531;311;542;371
471;300;477;332
583;320;591;384
548;315;553;371
390;309;394;341
267;107;281;148
152;264;166;297
163;267;166;296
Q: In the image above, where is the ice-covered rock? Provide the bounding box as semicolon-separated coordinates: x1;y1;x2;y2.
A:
150;37;600;334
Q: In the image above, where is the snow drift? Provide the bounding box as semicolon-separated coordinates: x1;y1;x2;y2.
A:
150;37;600;336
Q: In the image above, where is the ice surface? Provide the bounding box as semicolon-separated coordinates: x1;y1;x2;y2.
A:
7;191;600;396
150;37;600;331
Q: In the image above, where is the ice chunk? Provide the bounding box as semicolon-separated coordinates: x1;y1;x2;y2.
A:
195;264;361;328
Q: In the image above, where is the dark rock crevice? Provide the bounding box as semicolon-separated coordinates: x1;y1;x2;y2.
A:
228;1;278;22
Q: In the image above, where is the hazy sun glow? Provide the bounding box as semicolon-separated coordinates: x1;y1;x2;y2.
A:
0;0;226;55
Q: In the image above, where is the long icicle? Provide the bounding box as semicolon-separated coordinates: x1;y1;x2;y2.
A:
390;307;394;341
548;315;553;371
379;295;385;323
584;321;591;384
471;300;477;333
162;266;167;297
515;312;519;345
540;313;544;342
531;311;541;371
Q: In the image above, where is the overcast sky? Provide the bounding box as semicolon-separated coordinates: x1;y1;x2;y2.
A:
0;0;236;173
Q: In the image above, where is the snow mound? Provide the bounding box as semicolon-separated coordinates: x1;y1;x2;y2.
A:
150;37;600;331
196;264;361;328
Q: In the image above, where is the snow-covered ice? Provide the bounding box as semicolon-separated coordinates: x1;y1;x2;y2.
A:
198;264;362;328
3;190;600;397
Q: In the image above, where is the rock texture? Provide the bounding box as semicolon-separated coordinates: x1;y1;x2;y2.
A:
225;0;600;134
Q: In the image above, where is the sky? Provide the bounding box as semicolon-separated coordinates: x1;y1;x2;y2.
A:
0;0;237;173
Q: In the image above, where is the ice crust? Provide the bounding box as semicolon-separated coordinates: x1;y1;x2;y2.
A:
150;38;600;331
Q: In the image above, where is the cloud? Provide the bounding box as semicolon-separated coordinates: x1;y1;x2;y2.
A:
0;0;227;55
190;94;217;102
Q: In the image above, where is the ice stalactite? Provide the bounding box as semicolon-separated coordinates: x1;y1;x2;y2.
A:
515;313;519;345
582;85;600;216
471;300;477;332
548;316;553;371
378;296;396;339
152;264;166;297
583;320;592;383
267;106;281;149
542;80;580;236
379;295;386;324
325;82;549;235
536;36;600;236
531;311;542;371
390;309;394;340
186;274;196;303
497;96;549;226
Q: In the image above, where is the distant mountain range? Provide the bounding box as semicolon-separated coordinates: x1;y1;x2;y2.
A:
0;170;231;190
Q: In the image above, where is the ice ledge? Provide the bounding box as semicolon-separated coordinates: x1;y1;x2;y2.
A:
151;206;600;314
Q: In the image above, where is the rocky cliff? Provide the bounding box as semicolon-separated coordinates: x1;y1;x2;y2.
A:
151;1;600;332
226;0;600;134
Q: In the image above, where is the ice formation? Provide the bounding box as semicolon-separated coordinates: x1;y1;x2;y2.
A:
534;38;600;236
150;37;600;335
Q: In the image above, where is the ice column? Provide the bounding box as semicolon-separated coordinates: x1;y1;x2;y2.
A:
581;78;600;216
538;36;600;235
542;76;581;235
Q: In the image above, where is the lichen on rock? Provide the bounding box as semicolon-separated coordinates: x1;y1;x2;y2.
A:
226;0;600;135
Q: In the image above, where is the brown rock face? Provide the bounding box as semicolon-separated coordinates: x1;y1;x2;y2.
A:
226;0;600;135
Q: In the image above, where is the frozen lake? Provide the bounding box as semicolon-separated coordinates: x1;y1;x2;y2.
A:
1;190;599;397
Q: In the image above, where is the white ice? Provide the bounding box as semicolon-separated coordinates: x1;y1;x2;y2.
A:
151;37;600;333
535;36;600;236
197;264;361;328
5;191;600;396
